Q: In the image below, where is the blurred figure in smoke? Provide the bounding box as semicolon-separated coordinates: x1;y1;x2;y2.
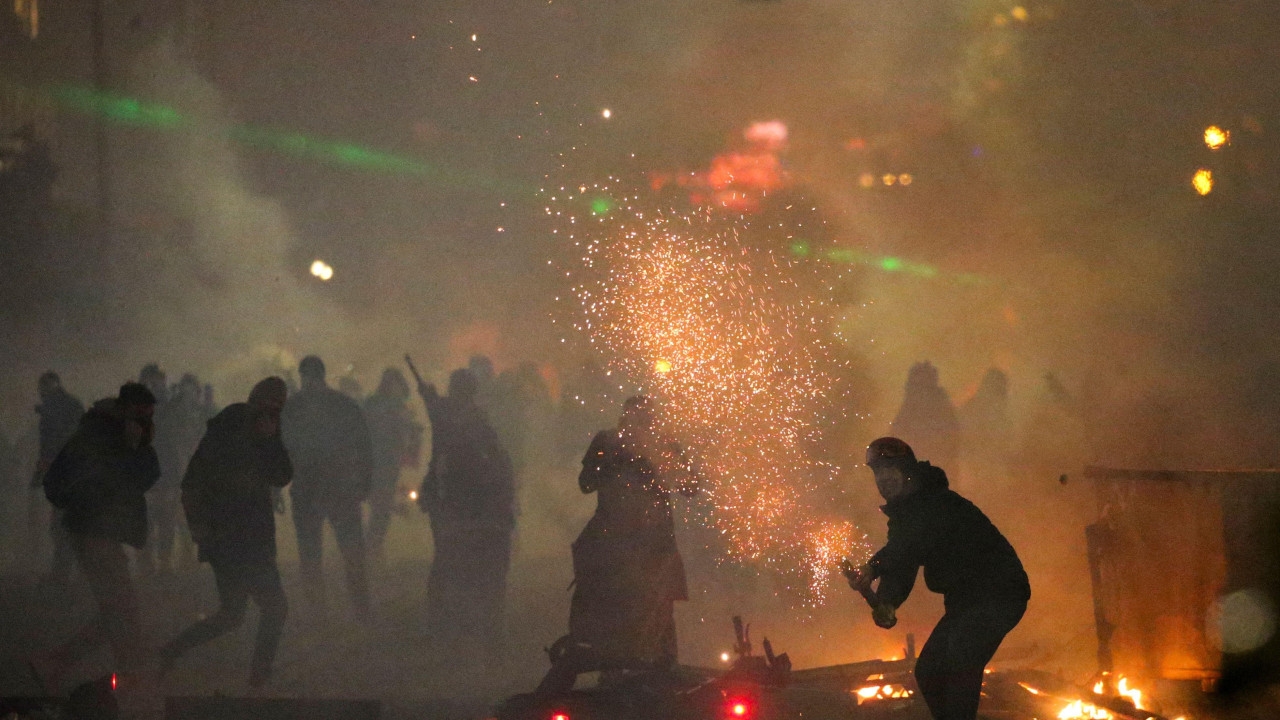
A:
33;383;159;694
165;374;212;570
0;124;57;252
29;371;84;585
159;377;292;688
959;368;1012;483
489;361;556;475
846;438;1029;720
415;367;514;667
537;396;699;695
891;361;961;479
282;355;374;617
338;375;364;403
362;368;422;563
139;363;180;576
468;354;498;412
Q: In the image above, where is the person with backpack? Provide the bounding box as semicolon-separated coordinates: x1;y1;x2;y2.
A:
158;377;292;688
32;383;160;693
414;367;515;667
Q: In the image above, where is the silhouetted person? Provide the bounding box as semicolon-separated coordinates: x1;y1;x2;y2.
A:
363;368;421;562
490;362;556;474
282;355;373;616
139;363;181;575
33;383;160;693
959;368;1012;480
0;124;57;250
30;371;84;585
338;375;364;402
846;438;1029;720
415;368;514;664
166;373;210;569
159;377;292;688
891;361;961;476
538;396;699;695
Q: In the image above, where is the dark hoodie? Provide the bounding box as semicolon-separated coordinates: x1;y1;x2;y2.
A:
182;403;292;564
36;387;85;466
44;399;160;548
870;463;1030;611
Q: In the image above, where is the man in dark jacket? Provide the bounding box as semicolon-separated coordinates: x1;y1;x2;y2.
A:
30;371;84;584
159;377;292;687
34;383;159;691
416;367;514;664
282;355;373;616
846;437;1029;720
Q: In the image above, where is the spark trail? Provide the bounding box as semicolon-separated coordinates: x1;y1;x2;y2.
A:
554;179;868;602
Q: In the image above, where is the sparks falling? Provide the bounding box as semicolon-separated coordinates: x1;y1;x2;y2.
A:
553;179;868;602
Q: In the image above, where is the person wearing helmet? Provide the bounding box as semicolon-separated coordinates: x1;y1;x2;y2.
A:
845;437;1029;720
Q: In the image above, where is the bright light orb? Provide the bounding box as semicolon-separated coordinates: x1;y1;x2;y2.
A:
310;259;335;281
602;108;612;119
1192;168;1214;196
1204;125;1229;150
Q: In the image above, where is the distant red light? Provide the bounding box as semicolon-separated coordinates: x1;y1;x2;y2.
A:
728;700;750;717
551;713;570;720
111;673;117;691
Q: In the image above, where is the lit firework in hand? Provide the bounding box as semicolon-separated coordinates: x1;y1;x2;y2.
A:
553;178;869;602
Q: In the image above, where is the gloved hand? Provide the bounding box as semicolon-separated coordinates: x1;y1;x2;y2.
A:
872;603;898;629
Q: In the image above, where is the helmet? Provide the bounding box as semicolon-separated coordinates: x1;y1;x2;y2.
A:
866;437;915;467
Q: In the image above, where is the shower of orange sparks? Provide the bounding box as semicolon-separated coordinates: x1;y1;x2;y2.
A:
554;179;868;601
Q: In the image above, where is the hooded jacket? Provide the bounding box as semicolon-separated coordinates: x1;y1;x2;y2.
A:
44;399;160;547
182;403;292;564
870;463;1030;611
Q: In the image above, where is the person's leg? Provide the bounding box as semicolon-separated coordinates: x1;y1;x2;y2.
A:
365;470;397;556
927;601;1027;720
329;500;371;615
152;489;179;573
245;562;288;685
292;491;326;606
472;529;512;659
76;535;147;672
46;511;74;585
912;611;955;720
159;562;250;669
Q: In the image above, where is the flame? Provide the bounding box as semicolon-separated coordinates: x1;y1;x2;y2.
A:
1058;700;1112;719
852;684;914;704
1116;676;1143;710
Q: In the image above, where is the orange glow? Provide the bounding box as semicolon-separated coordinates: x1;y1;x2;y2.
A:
1192;168;1213;196
654;358;673;374
744;120;788;149
1057;700;1112;719
1204;125;1229;150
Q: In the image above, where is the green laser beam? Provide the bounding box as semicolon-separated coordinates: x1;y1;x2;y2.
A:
42;83;521;191
790;240;988;285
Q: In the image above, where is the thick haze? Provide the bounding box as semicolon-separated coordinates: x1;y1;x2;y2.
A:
3;0;1279;692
